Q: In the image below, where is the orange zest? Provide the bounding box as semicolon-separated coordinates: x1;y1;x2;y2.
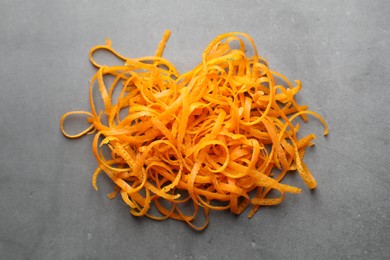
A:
60;30;328;230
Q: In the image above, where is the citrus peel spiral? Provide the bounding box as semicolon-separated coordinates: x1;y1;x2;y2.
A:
60;30;328;230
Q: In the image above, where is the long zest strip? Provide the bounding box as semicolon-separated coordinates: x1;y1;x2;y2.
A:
60;30;328;230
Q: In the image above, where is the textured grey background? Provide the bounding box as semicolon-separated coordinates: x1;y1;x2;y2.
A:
1;0;389;259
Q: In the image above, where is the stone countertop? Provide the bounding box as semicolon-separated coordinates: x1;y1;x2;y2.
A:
1;1;389;259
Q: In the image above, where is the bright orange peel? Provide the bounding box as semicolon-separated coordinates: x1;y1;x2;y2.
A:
60;30;328;230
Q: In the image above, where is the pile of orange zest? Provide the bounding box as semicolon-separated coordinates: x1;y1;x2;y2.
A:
60;30;328;230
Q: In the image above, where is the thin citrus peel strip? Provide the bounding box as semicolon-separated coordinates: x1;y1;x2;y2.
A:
60;30;328;230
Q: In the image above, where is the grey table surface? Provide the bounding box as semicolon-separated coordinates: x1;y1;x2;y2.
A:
1;0;389;259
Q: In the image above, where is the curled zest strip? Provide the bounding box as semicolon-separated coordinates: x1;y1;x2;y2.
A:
60;111;94;139
61;30;328;230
